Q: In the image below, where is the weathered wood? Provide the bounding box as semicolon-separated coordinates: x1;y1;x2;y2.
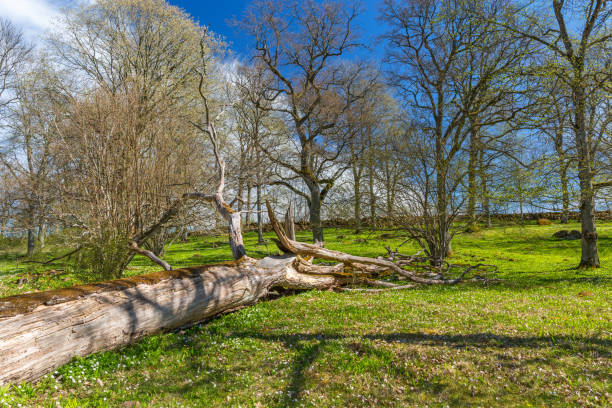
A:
266;201;453;285
0;256;345;385
284;204;296;241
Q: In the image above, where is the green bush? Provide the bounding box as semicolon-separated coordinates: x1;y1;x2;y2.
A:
79;230;131;281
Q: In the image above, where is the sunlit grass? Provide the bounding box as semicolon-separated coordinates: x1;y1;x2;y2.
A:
0;221;610;407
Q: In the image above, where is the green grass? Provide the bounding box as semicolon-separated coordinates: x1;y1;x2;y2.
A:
1;221;611;407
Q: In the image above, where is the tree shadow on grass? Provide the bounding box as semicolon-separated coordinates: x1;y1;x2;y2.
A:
277;341;322;408
228;330;611;356
165;329;610;407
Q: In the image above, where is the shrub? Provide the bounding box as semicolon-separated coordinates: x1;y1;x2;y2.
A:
465;223;481;233
537;218;552;225
79;230;131;281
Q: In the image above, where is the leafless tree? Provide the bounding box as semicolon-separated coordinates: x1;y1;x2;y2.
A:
382;0;532;265
43;0;220;276
479;0;611;266
0;58;64;256
0;18;30;112
231;62;278;243
240;0;364;243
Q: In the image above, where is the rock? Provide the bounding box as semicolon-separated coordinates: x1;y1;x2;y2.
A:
552;230;581;240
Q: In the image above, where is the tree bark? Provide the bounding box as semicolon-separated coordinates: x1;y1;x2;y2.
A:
38;224;46;249
479;150;491;228
467;127;479;225
307;184;324;243
435;141;451;263
180;227;189;243
26;228;35;257
256;183;264;244
549;0;602;268
227;212;246;260
246;184;252;226
352;163;362;234
0;256;347;386
284;204;296;241
129;241;172;271
0;201;482;386
574;85;599;268
368;160;376;230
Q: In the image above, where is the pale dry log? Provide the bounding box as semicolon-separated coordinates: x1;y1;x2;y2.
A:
266;201;453;285
284;203;296;241
0;256;347;385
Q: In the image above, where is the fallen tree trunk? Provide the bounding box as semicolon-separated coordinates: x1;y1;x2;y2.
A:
0;255;350;385
0;202;492;386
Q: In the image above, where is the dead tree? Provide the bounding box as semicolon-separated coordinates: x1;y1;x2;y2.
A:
284;203;296;241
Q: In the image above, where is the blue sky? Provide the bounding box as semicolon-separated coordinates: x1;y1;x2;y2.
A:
168;0;388;58
0;0;388;58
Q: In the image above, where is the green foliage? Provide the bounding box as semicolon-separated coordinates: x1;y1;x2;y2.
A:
79;230;132;281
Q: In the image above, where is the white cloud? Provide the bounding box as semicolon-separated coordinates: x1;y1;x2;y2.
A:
0;0;92;41
0;0;63;40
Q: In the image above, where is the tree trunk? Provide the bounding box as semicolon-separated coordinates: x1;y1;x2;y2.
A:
256;184;264;244
308;185;324;243
227;212;246;260
284;204;296;241
576;150;599;268
560;163;570;224
517;167;524;222
435;141;450;264
237;179;244;212
352;165;362;234
0;256;346;386
246;184;252;226
38;224;46;249
181;227;189;243
26;228;35;257
479;150;491;228
0;201;478;386
467;127;478;225
573;85;599;268
386;188;393;225
368;161;376;230
0;211;6;238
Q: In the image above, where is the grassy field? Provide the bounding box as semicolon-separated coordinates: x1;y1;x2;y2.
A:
0;221;611;407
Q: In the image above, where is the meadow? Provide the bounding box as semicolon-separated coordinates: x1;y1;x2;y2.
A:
0;221;610;407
